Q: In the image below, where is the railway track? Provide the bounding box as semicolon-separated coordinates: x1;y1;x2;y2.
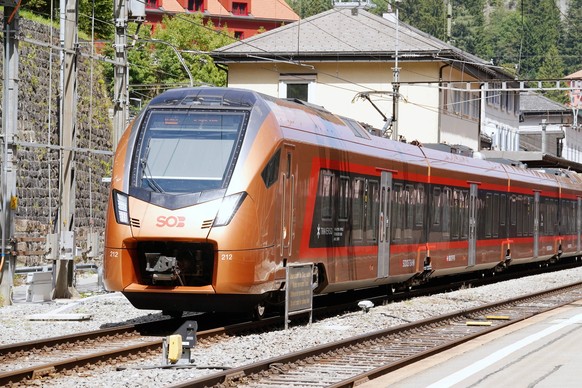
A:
169;281;582;388
0;312;285;386
1;263;581;386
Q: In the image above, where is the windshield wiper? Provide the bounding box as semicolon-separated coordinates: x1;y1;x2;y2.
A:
141;144;165;193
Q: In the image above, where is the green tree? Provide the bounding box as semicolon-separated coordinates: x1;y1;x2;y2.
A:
103;14;235;105
450;0;486;54
478;6;522;69
286;0;332;18
518;0;561;79
78;0;114;39
151;14;234;90
399;0;446;41
21;0;114;39
562;0;582;74
537;45;568;104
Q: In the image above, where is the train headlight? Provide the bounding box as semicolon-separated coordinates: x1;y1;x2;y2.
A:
113;190;130;225
214;192;247;227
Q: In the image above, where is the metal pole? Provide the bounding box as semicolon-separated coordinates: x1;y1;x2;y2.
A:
541;119;547;154
1;1;19;306
392;2;400;141
54;0;78;299
113;0;129;149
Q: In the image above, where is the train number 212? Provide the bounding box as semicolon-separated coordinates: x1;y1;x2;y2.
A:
221;253;233;261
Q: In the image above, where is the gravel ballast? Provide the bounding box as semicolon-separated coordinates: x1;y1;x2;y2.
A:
2;267;582;387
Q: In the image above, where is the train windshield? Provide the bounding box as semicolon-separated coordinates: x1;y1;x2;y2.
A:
135;110;247;193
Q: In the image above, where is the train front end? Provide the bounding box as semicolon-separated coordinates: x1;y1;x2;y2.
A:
103;88;277;313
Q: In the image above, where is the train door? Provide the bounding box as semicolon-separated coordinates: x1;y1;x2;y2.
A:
533;191;540;258
377;171;392;278
280;149;295;258
468;183;478;266
578;197;582;253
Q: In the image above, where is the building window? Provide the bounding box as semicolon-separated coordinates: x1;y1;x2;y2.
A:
232;2;248;15
453;90;461;114
188;0;204;11
471;92;479;120
234;31;244;39
146;0;158;8
279;74;316;102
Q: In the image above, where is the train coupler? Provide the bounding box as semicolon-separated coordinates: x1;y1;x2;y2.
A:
163;321;198;365
145;253;183;284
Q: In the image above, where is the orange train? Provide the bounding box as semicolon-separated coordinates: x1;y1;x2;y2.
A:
103;87;582;316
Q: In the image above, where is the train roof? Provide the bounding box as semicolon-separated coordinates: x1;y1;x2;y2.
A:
145;87;582;189
148;87;261;108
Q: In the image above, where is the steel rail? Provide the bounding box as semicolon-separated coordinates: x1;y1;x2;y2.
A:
169;281;582;388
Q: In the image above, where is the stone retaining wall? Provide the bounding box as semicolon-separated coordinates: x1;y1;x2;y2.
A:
1;15;113;266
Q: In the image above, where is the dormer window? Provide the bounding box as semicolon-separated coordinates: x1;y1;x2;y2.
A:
146;0;159;8
232;2;248;15
188;0;204;11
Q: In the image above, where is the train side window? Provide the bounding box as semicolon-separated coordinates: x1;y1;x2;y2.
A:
516;196;523;237
442;187;451;237
432;187;442;227
415;184;425;226
366;180;379;243
352;179;365;242
492;193;499;238
572;200;576;233
260;149;281;188
500;194;507;227
549;199;557;235
320;171;334;221
405;184;414;240
571;200;576;233
451;189;460;240
338;176;350;221
459;190;469;240
510;195;517;227
484;193;492;238
392;183;403;242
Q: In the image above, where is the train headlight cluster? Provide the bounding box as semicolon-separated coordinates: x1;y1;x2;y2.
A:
113;190;130;225
214;192;247;227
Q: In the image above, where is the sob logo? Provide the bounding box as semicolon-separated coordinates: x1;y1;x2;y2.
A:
156;215;186;228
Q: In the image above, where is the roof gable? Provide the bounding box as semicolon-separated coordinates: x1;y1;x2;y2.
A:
520;92;569;113
213;7;488;66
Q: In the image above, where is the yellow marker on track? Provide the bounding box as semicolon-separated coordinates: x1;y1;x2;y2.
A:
486;315;511;320
466;321;492;326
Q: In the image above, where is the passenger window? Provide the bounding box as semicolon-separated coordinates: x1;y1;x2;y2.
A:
338;176;350;221
320;171;333;220
366;181;379;242
352;179;365;242
442;187;451;235
492;193;499;238
460;190;469;239
500;194;506;227
392;184;403;242
451;189;460;240
415;184;424;226
432;187;441;227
